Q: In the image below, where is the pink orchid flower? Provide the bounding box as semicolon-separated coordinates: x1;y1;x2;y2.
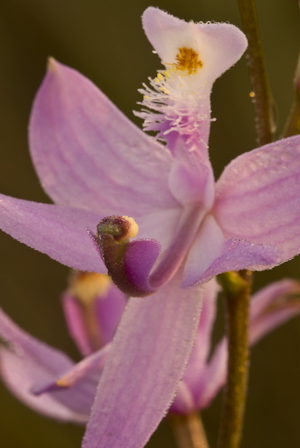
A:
1;276;299;429
1;6;300;447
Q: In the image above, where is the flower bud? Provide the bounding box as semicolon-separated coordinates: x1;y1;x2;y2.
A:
63;271;126;355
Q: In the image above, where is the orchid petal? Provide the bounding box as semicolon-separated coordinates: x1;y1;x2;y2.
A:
170;278;219;413
82;268;203;448
63;283;126;355
0;308;92;423
194;339;227;410
180;279;219;382
32;344;110;395
142;7;247;86
93;287;126;345
133;207;183;252
0;194;104;272
63;294;95;356
193;279;300;411
0;347;88;424
214;135;300;266
29;59;179;216
182;215;278;288
250;279;300;344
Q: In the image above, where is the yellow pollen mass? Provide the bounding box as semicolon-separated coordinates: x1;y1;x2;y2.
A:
69;272;112;305
174;48;203;75
122;216;139;238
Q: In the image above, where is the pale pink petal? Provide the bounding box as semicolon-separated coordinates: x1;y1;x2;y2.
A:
168;155;215;208
0;308;92;422
195;338;227;410
32;344;110;395
134;208;182;252
170;278;219;413
214;135;300;266
29;59;178;216
250;278;300;320
63;295;94;356
82;268;204;448
182;215;278;288
0;194;105;272
142;7;247;86
0;348;88;424
63;285;126;356
181;279;219;382
94;286;127;346
192;278;300;411
250;279;300;344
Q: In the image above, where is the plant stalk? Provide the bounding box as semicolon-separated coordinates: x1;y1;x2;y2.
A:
237;0;275;145
283;54;300;137
217;270;252;448
169;412;209;448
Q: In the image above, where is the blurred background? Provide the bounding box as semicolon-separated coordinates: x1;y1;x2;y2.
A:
0;0;300;446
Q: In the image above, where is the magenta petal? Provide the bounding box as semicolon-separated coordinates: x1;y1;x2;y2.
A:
0;194;105;272
82;269;204;448
214;135;300;265
29;59;178;215
0;308;91;422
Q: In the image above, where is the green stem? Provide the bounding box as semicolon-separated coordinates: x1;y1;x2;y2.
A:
217;270;252;448
237;0;275;145
169;412;209;448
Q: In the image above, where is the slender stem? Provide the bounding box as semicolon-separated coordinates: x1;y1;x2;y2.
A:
237;0;275;146
217;270;252;448
169;412;209;448
283;54;300;137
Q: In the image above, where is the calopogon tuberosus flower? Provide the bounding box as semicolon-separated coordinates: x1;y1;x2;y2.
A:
1;276;300;425
1;6;300;447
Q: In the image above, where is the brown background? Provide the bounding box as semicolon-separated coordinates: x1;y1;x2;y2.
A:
0;0;300;447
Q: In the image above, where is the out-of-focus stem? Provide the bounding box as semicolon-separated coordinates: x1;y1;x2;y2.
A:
217;270;252;448
283;54;300;137
237;0;275;146
169;412;209;448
